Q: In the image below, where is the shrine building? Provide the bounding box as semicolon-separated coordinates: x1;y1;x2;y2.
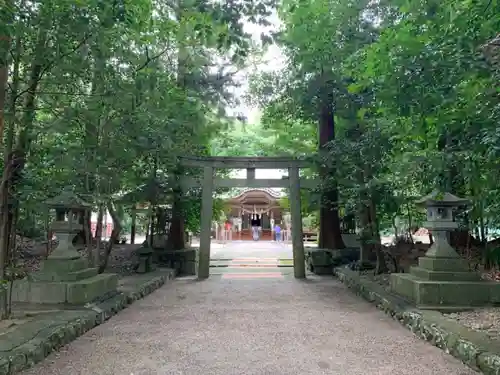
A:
224;188;286;241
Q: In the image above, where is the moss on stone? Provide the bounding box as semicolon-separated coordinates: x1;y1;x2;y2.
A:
0;268;175;375
334;266;500;374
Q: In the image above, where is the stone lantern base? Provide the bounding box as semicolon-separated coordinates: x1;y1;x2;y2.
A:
10;257;118;305
390;255;500;310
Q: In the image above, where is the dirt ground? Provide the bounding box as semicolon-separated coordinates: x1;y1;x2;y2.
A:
20;275;476;375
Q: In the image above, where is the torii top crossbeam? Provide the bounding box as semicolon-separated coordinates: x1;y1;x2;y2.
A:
178;156;313;169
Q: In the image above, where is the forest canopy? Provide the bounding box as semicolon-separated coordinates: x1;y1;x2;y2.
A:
0;0;499;279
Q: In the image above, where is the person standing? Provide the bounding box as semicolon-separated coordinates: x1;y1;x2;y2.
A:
224;220;232;242
251;215;259;241
274;223;282;242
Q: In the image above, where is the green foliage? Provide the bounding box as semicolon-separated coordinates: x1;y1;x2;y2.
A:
0;0;276;238
3;0;500;246
249;0;500;241
183;194;226;234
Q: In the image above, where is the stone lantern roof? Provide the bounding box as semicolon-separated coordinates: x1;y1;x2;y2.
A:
44;188;92;210
415;191;469;207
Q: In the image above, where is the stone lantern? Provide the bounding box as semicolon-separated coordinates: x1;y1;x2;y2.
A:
415;191;469;259
45;188;92;260
390;191;500;309
10;188;118;305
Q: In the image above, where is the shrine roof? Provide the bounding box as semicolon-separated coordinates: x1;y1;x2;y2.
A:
225;188;284;202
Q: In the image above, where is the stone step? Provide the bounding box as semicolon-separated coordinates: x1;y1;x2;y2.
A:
41;257;88;274
67;267;99;281
211;267;284;273
390;272;500;307
410;266;480;281
221;272;284;279
230;258;278;261
210;259;294;268
11;273;118;305
31;267;99;282
66;273;118;304
229;264;279;268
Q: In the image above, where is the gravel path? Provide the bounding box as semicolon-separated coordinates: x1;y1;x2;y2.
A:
21;275;476;375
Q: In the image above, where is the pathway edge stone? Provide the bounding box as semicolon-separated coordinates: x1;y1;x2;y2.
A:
0;268;176;375
333;266;500;375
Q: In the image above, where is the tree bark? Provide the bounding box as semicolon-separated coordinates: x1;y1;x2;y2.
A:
94;203;104;267
0;57;7;143
166;5;192;251
0;0;13;145
95;205;104;241
98;201;122;273
368;198;387;274
0;22;48;316
168;185;185;250
0;2;13;301
358;202;372;262
318;85;345;250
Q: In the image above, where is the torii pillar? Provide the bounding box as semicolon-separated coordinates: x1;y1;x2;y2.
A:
197;166;214;279
289;166;305;278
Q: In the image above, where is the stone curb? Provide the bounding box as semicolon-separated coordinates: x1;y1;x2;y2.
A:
333;266;500;375
0;269;176;375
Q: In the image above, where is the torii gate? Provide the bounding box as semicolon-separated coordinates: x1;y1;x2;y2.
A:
179;156;318;279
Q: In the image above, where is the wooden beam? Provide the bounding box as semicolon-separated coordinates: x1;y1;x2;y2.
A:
181;177;319;189
179;156;313;169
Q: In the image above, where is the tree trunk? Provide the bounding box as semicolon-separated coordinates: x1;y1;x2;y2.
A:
0;0;13;145
358;203;372;262
478;200;490;268
167;168;186;250
94;203;104;267
3;20;48;256
167;177;185;250
168;8;190;251
0;55;7;144
95;205;104;241
368;198;387;274
405;201;415;244
83;209;92;265
0;36;45;269
0;3;13;309
98;201;122;273
317;85;345;250
0;31;20;318
392;215;398;238
130;207;136;244
83;42;105;224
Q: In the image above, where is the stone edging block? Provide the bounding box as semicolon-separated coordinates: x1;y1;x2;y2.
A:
333;266;500;375
0;269;176;375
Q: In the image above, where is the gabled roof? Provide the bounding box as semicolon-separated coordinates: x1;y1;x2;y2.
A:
227;188;283;202
232;188;281;199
